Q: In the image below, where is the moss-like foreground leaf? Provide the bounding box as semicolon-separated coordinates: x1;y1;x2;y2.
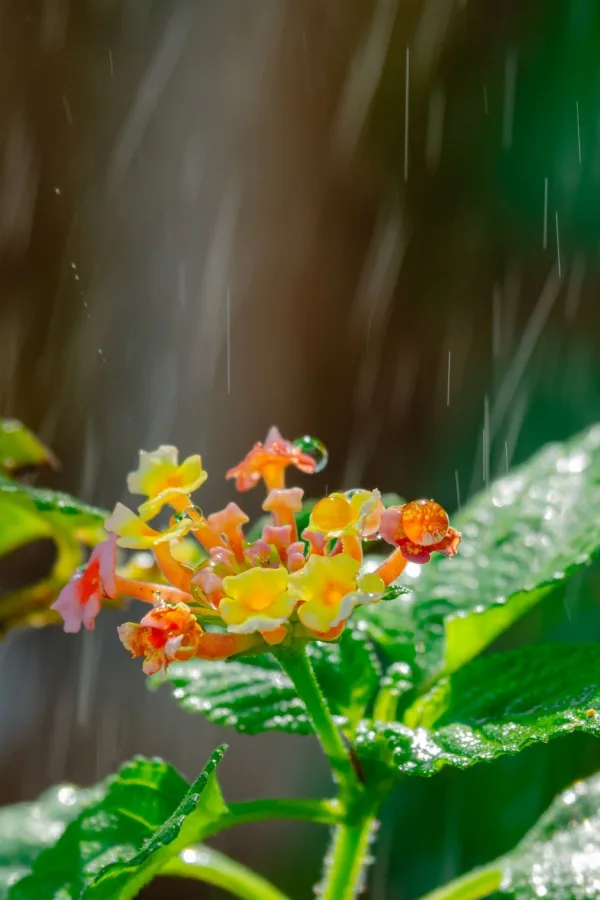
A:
498;768;600;898
158;624;380;736
0;784;103;899
426;767;600;899
7;749;227;900
362;425;600;684
356;644;600;777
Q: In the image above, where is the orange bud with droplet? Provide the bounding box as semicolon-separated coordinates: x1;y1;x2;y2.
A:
401;499;449;547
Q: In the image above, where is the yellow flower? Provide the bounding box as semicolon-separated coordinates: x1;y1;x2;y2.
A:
289;553;384;633
105;502;193;549
220;566;296;634
126;445;207;519
308;489;382;539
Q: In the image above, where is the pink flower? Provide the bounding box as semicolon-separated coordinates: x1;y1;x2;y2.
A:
51;536;117;633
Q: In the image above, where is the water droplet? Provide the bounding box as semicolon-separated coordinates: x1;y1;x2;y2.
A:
57;786;77;806
293;434;328;472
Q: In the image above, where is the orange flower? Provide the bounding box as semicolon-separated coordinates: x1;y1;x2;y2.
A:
118;602;202;675
226;426;316;492
379;502;461;564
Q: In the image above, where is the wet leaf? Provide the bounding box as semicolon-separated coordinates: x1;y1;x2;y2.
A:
0;420;55;475
158;624;380;735
499;769;600;898
0;784;103;899
0;475;106;539
356;644;600;777
8;749;227;900
362;425;600;683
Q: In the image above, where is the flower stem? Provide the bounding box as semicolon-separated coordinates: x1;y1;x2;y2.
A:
320;814;379;900
163;845;289;900
277;645;358;798
115;577;192;606
417;866;503;900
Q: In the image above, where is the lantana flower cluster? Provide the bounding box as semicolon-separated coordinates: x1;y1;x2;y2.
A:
52;427;460;675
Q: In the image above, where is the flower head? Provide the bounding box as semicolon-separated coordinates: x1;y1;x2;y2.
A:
289;553;384;635
127;445;207;519
220;566;295;634
52;536;117;633
53;426;460;677
226;426;316;492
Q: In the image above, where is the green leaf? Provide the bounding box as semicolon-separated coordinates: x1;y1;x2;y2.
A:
498;769;600;898
0;475;106;538
429;768;600;899
0;784;102;899
363;424;600;683
356;644;600;777
8;749;227;900
0;495;54;558
158;625;381;735
0;420;55;474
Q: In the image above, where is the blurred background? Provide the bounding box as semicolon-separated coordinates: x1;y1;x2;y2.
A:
1;0;600;896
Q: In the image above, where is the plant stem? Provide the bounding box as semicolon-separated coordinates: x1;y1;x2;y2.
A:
372;684;401;723
417;865;503;900
277;645;358;798
320;814;379;900
163;845;290;900
201;797;342;838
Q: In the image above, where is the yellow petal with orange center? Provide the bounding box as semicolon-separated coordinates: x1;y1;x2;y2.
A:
289;554;361;632
220;566;294;632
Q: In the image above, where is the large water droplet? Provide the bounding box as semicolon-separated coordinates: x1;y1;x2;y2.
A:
293;435;329;472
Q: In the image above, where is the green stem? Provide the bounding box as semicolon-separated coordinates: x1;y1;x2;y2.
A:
277;645;358;798
201;797;342;838
163;845;290;900
372;685;401;723
417;865;503;900
320;814;379;900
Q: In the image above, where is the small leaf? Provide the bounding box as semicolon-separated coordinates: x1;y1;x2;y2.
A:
362;425;600;684
158;625;380;735
0;784;102;898
8;749;227;900
381;584;411;602
356;644;600;777
0;420;55;474
498;769;600;898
